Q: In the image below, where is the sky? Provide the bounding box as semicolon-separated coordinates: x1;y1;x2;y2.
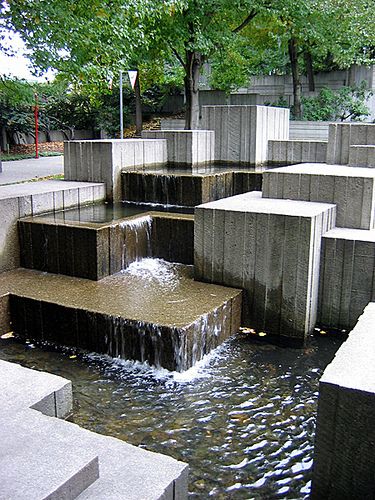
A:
0;30;54;81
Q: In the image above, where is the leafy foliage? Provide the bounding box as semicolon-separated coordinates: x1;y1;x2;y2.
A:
301;82;372;121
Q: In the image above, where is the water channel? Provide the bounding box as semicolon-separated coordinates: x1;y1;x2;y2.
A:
0;329;344;499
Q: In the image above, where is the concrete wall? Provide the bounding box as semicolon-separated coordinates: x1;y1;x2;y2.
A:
326;123;375;165
262;164;375;230
318;228;375;330
64;139;167;201
194;191;336;341
141;130;215;166
7;129;94;146
0;181;106;274
289;121;330;141
267;140;327;165
312;302;375;499
200;105;289;165
349;145;375;167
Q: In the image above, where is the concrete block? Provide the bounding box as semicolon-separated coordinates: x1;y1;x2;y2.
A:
141;130;215;166
349;145;375;167
64;140;167;201
201;105;289;165
318;227;375;330
263;163;375;229
327;123;375;165
267;140;327;166
195;191;336;340
312;302;375;499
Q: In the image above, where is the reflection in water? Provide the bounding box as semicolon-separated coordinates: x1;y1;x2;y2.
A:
0;332;344;498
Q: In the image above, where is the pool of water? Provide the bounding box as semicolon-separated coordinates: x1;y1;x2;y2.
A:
0;331;344;498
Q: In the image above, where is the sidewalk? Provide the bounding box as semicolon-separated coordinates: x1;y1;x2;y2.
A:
0;156;64;185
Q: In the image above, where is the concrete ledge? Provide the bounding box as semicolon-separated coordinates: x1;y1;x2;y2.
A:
64;139;167;201
318;227;375;330
289;121;329;141
349;144;375;167
141;130;215;165
312;302;375;498
262;163;375;229
267;139;327;165
195;191;336;340
0;180;106;273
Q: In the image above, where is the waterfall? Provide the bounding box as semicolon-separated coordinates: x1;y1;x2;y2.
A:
116;215;152;270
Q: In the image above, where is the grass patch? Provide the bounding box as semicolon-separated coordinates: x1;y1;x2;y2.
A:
1;151;62;161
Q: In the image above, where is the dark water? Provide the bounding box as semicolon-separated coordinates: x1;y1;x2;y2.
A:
0;331;344;499
34;201;194;224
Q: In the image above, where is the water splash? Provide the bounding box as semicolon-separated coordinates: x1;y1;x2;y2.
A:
115;216;152;270
123;258;183;290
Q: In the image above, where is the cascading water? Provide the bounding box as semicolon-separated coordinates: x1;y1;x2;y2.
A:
116;215;152;270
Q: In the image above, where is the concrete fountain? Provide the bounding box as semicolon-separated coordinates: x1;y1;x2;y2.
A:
0;105;375;498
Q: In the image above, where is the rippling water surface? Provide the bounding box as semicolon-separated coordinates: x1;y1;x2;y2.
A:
0;332;344;499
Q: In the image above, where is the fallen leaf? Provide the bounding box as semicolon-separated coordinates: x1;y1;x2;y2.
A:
0;331;14;339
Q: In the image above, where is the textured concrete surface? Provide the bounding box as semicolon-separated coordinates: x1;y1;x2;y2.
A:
349;144;375;167
289;121;329;141
318;227;375;330
200;105;289;164
0;359;188;499
312;302;375;499
19;212;194;278
0;180;106;273
2;266;241;371
262;163;375;229
195;191;336;340
0;155;63;185
267;139;327;165
64;139;167;201
327;122;375;165
141;130;215;165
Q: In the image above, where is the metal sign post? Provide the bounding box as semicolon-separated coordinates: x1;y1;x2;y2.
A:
119;71;124;138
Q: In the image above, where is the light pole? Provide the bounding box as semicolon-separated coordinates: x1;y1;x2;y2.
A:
119;71;124;138
34;93;39;159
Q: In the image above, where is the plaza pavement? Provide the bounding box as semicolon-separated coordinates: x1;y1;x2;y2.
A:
0;155;64;185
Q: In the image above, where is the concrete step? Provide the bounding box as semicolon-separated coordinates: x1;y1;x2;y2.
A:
349;145;375;168
262;163;375;229
0;360;188;500
267;139;327;165
1;264;241;371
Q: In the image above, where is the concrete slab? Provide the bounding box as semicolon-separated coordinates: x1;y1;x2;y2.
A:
327;122;375;165
262;163;375;229
349;144;375;167
2;266;241;371
195;191;336;340
312;302;375;498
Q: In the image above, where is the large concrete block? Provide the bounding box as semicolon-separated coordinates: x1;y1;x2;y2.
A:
349;144;375;167
318;227;375;330
201;105;289;165
141;130;215;166
326;122;375;165
0;181;105;273
3;266;242;372
195;191;336;341
312;302;375;499
64;139;167;201
267;140;327;165
262;163;375;229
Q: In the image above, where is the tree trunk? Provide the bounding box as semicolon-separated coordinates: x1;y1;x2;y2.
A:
134;73;142;136
288;37;302;119
304;50;315;92
184;50;202;130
